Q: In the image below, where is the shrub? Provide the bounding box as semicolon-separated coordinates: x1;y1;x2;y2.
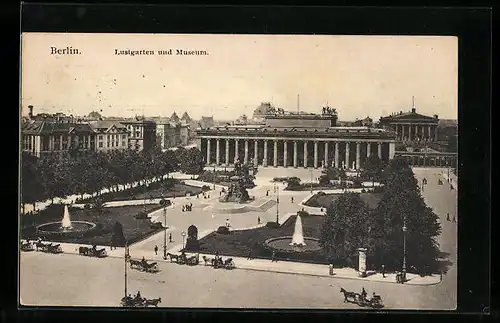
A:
266;221;280;229
217;226;230;234
135;211;149;219
297;210;310;217
202;185;210;191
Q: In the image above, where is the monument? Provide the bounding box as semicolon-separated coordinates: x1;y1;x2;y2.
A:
289;215;306;247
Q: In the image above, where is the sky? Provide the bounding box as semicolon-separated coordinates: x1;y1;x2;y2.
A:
20;33;458;121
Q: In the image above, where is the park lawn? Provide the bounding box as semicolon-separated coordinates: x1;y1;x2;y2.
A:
304;192;383;209
20;204;164;247
196;214;327;263
79;182;205;204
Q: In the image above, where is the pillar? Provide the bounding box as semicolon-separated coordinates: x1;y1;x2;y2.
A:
408;125;412;141
428;125;432;141
356;142;361;170
324;142;329;167
273;140;278;167
414;125;418;141
293;141;298;168
283;141;288;167
389;142;396;160
206;139;211;165
216;139;220;165
263;140;268;167
378;142;382;159
244;140;249;164
225;139;230;166
313;141;319;168
234;139;239;163
434;125;438;141
367;142;371;157
303;141;308;168
334;142;339;168
345;142;350;169
254;140;258;165
395;124;399;139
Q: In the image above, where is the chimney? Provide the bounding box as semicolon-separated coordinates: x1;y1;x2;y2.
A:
28;105;34;119
411;108;416;113
434;114;439;119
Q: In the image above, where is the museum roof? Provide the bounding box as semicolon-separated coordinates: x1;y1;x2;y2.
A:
22;120;95;135
379;109;438;122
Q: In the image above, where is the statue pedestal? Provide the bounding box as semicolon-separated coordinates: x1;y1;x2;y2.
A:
358;248;367;277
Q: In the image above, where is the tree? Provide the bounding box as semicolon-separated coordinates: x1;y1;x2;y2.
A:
110;221;126;247
320;192;371;267
362;154;385;185
21;152;44;212
178;147;204;175
319;167;346;186
367;157;442;274
185;224;200;251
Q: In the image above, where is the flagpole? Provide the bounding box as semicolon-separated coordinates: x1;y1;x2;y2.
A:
124;241;128;298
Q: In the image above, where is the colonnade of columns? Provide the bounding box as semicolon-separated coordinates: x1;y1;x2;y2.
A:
203;137;396;170
393;123;438;142
398;154;457;168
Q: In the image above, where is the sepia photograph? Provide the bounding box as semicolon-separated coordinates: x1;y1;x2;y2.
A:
19;33;458;310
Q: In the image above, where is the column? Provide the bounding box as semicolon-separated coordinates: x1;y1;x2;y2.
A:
414;125;418;141
283;141;288;167
244;140;249;164
216;139;220;165
334;142;339;168
273;140;278;167
377;142;382;159
234;139;239;163
408;124;412;141
225;139;230;166
395;124;399;139
345;142;350;169
434;125;438;141
313;141;319;168
428;125;431;141
356;142;361;170
206;139;211;165
367;142;371;157
293;141;298;168
254;140;258;165
303;141;308;168
324;142;329;167
263;140;268;167
389;142;396;160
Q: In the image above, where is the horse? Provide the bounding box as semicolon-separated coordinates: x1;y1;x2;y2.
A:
166;252;180;263
202;255;214;266
340;288;360;303
144;297;162;307
79;246;90;255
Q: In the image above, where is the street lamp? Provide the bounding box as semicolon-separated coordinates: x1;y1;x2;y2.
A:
310;169;313;193
160;198;167;260
213;165;216;190
276;185;280;224
402;215;408;283
181;231;186;250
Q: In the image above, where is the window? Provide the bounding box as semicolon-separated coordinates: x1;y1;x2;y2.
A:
99;142;103;148
122;141;126;147
122;134;127;139
107;142;110;147
99;135;103;140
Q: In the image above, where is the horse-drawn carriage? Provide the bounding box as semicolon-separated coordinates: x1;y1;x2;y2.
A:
340;288;384;309
120;295;162;307
129;259;160;273
20;240;35;252
202;255;235;270
35;241;64;254
167;252;200;266
79;246;108;258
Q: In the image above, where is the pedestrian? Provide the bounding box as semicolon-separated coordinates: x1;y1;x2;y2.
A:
266;190;269;196
169;233;172;242
452;215;456;223
446;213;450;221
291;196;294;203
154;245;158;255
440;271;443;282
247;249;252;260
271;250;277;262
257;216;261;224
381;265;386;278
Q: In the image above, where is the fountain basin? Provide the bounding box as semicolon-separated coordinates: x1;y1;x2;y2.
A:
264;236;322;252
36;221;96;239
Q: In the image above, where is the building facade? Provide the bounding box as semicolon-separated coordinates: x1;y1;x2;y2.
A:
89;121;129;152
378;106;439;142
196;109;396;170
121;118;157;151
22;120;96;158
156;120;190;149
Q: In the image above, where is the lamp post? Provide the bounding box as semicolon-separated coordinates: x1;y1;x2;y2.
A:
402;215;407;283
213;165;216;190
310;169;313;193
162;199;167;260
181;231;186;250
124;241;130;298
276;185;280;224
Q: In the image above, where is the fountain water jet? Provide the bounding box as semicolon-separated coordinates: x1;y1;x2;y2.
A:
61;204;73;230
289;215;306;247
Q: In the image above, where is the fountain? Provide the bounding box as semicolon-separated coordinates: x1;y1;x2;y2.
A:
289;215;306;247
61;204;73;230
36;204;96;239
263;213;321;255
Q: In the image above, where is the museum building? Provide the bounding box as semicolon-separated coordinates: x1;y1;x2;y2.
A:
196;108;397;170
